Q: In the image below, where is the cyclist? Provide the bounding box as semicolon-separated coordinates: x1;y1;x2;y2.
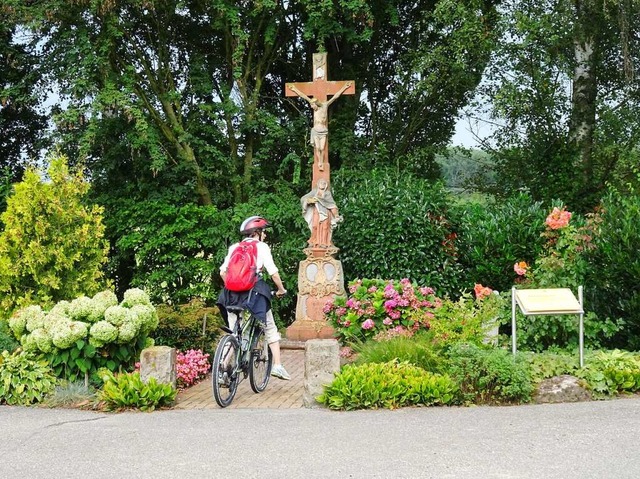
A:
217;216;291;380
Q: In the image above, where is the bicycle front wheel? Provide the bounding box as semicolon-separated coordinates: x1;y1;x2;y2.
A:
212;334;240;408
249;327;273;393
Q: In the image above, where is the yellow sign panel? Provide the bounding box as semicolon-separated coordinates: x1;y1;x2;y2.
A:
515;288;583;314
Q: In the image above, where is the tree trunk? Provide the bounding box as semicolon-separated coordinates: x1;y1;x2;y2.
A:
569;1;598;187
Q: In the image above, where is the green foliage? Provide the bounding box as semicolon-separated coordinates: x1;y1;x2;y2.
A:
586;189;640;349
0;155;109;318
154;299;223;356
0;23;49;178
576;349;640;397
523;349;640;398
9;289;158;383
431;289;504;346
437;148;497;192
107;199;230;304
0;319;18;353
444;343;534;404
0;350;57;405
318;361;459;410
524;351;580;382
452;193;546;293
333;169;463;296
354;333;444;373
97;370;176;412
513;205;621;351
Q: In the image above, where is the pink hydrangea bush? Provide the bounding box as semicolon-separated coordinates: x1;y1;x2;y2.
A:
324;278;441;343
176;349;210;389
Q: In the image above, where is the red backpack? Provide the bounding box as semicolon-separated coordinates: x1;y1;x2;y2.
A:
224;241;259;292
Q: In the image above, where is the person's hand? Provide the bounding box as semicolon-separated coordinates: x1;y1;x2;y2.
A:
275;289;287;298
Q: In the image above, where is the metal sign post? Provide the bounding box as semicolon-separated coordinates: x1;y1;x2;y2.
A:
511;286;585;367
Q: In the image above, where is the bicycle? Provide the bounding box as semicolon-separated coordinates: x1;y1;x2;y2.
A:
211;303;273;408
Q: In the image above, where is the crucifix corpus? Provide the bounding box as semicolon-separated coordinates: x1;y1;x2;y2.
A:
286;52;355;184
284;52;356;342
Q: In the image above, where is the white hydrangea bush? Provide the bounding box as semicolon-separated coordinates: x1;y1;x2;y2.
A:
8;288;158;355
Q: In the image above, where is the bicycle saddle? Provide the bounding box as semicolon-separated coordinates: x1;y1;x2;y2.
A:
225;305;245;314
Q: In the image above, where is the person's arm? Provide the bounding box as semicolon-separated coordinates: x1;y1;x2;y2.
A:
288;84;313;104
325;81;352;107
271;272;287;297
259;243;286;296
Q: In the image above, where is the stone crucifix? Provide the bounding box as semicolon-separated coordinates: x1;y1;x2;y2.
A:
286;52;355;186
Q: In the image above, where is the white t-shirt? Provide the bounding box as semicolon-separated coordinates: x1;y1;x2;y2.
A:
219;238;278;277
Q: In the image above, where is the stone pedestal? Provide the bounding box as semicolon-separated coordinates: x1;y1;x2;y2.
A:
140;346;177;389
286;247;346;341
303;339;340;408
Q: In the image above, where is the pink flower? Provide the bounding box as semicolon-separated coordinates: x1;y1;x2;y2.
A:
323;302;333;314
420;286;435;296
514;261;528;276
384;299;398;310
545;207;572;229
362;319;375;330
474;283;493;300
367;286;378;293
383;318;393;326
339;346;354;358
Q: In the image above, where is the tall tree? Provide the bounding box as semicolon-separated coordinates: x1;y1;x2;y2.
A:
479;0;640;208
0;13;48;185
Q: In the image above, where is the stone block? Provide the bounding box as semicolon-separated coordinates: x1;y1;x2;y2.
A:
534;375;592;404
303;339;340;408
140;346;177;389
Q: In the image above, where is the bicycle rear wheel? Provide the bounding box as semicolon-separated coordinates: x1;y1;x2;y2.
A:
212;334;240;407
249;327;273;393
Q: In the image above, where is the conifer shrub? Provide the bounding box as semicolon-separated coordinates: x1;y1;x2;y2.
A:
0;155;109;319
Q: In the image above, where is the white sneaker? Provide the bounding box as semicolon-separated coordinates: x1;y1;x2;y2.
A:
271;364;291;380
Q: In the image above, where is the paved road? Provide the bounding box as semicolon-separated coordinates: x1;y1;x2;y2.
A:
2;398;640;478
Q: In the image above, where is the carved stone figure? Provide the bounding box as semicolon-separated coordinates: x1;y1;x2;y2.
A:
301;178;343;247
288;82;352;171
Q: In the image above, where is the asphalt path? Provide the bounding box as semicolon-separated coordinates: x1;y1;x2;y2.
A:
2;398;640;478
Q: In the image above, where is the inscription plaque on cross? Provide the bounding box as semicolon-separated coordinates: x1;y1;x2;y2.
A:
285;52;355;187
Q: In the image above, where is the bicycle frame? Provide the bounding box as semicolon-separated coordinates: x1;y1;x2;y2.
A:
212;305;272;407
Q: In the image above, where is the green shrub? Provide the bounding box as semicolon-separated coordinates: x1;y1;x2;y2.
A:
97;370;176;412
586;189;640;349
430;288;504;346
512;205;621;351
524;351;580;382
444;343;533;404
108;199;230;305
0;319;18;353
354;333;444;373
332;168;463;297
318;360;459;410
576;349;640;397
452;193;546;293
0;350;57;405
154;299;223;356
106;181;306;326
0;155;109;319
